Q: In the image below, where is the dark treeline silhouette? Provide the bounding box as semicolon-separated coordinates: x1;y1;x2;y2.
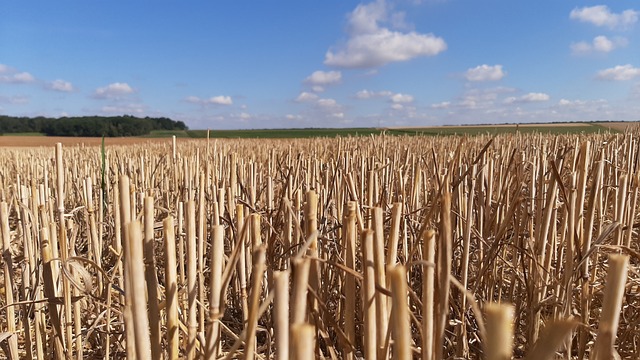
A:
0;115;187;137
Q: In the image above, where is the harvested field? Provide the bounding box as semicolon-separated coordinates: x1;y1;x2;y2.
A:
597;122;640;132
0;135;171;147
0;132;639;359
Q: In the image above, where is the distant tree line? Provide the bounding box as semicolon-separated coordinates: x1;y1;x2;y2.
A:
0;115;187;137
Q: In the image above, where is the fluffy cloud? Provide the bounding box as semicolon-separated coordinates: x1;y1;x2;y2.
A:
295;92;319;102
354;89;414;106
596;64;640;81
324;0;446;68
46;79;75;92
390;93;414;103
557;99;588;107
94;82;134;99
430;101;450;109
317;98;338;108
354;89;393;99
465;64;506;82
570;5;638;30
304;70;342;86
185;95;233;105
0;64;35;84
504;92;550;104
285;114;303;120
208;96;233;105
571;35;627;54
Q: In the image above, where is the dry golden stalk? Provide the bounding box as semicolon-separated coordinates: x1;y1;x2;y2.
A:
163;216;180;360
525;318;579;360
290;257;311;325
388;264;411;360
186;200;198;360
1;202;19;360
125;221;152;359
144;196;162;360
421;229;436;360
40;223;66;359
591;254;629;360
205;224;225;360
362;229;377;360
244;245;266;360
236;204;249;325
372;207;389;358
290;323;315;360
386;202;403;268
484;303;514;360
305;190;320;318
343;201;358;360
55;143;74;354
614;174;627;246
274;270;290;360
119;175;137;360
197;173;207;334
435;178;452;360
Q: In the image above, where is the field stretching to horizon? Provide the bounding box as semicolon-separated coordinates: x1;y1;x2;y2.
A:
0;121;637;147
0;129;639;359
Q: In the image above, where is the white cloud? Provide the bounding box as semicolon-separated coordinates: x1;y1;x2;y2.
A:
94;82;134;99
295;92;319;102
324;0;446;68
465;64;505;82
596;64;640;81
570;5;638;30
570;41;592;54
355;89;414;107
390;93;414;103
12;72;35;83
558;99;588;107
521;92;550;102
431;101;450;109
504;92;550;104
317;98;338;108
355;89;393;99
594;35;615;52
185;95;233;105
285;114;303;120
233;112;251;121
571;35;627;54
47;79;75;92
312;86;325;93
208;96;233;105
0;69;35;84
304;70;342;86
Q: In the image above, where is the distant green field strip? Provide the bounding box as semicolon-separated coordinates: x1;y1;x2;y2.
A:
185;128;388;138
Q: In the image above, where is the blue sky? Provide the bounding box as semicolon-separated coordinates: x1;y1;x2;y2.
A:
1;1;639;129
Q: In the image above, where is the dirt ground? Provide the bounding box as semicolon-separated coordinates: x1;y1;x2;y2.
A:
0;136;174;148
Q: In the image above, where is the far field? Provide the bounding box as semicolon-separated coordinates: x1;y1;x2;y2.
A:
0;121;636;147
